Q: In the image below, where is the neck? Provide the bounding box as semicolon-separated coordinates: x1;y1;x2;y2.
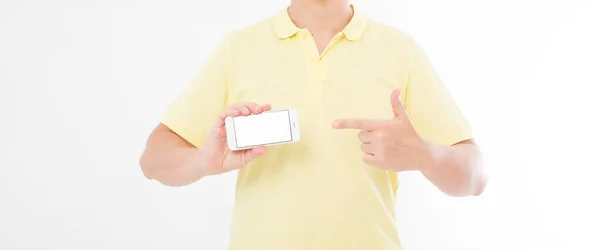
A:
288;0;353;34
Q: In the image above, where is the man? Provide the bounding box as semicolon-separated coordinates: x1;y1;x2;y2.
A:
139;0;487;249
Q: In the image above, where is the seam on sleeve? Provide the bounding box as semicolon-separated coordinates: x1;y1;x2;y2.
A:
161;115;205;148
436;127;474;146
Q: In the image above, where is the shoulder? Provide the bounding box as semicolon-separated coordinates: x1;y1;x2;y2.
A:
364;19;419;49
361;19;432;66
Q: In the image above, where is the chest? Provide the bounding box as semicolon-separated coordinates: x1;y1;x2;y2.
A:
229;40;407;124
228;39;410;182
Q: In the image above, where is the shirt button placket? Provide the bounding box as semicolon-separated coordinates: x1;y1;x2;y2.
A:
308;59;325;113
315;60;326;103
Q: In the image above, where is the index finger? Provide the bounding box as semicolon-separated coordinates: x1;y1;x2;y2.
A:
215;103;272;127
332;119;385;130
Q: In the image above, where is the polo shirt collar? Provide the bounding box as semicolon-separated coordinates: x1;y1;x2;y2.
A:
272;8;300;39
271;4;368;41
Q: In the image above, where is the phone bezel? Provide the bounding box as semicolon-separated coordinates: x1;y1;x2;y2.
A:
225;108;300;151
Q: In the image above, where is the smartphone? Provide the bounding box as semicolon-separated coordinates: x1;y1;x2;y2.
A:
225;108;300;151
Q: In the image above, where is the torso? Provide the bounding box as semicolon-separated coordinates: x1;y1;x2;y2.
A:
225;10;413;250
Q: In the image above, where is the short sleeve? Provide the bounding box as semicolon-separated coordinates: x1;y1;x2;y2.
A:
404;39;473;146
161;34;233;148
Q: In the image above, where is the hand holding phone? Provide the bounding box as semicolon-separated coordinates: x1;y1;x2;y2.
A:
225;108;300;151
197;102;272;176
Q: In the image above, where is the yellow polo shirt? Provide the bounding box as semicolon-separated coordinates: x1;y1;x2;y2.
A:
162;6;472;250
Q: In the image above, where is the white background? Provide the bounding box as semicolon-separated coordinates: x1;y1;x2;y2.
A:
1;0;599;249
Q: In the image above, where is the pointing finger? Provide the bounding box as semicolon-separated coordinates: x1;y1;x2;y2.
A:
332;119;386;130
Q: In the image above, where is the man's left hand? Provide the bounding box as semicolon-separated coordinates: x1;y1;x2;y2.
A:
332;89;435;172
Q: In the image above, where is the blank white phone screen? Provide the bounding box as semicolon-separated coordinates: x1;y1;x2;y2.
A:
233;110;292;148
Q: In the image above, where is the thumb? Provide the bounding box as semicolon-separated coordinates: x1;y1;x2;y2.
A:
390;89;407;119
242;146;267;163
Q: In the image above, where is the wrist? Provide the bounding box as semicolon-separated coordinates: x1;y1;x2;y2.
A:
420;139;446;174
189;149;209;179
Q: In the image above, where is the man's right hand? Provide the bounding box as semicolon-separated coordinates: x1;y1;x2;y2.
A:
198;102;272;176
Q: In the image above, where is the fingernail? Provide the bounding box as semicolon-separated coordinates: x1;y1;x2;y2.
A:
332;121;340;128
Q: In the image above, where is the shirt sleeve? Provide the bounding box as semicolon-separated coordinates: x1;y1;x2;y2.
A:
404;39;473;146
161;34;233;148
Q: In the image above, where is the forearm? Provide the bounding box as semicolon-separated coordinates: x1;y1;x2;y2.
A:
420;140;487;197
139;132;206;187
